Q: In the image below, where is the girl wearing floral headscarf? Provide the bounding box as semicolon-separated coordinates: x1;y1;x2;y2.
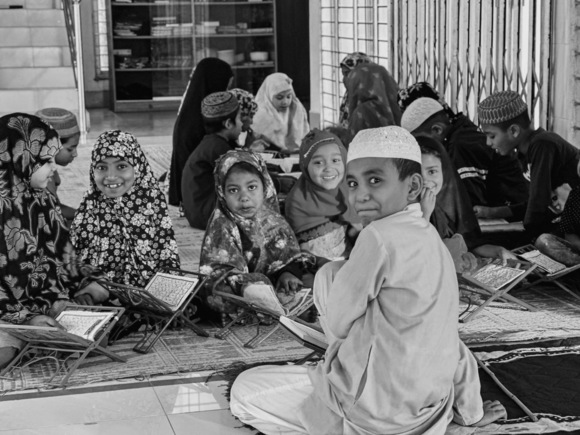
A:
346;63;402;137
199;149;314;315
0;113;108;368
70;130;180;288
228;88;264;150
338;52;372;127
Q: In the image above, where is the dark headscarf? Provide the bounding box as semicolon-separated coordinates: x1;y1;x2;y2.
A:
169;58;233;205
285;129;358;234
71;130;180;287
338;52;372;127
398;82;455;118
415;135;481;248
0;114;84;324
346;63;402;137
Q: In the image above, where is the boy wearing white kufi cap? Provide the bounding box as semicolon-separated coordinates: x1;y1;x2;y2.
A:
230;126;506;434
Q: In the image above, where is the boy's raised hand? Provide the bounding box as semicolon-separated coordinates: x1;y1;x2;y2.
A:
420;186;437;221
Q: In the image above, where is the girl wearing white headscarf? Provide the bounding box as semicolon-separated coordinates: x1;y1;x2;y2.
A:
252;73;309;152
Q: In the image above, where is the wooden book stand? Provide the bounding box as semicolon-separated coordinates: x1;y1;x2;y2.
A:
459;259;538;323
102;269;209;354
0;304;125;387
512;244;580;301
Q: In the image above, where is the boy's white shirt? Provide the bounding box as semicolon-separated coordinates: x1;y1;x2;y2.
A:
299;202;484;434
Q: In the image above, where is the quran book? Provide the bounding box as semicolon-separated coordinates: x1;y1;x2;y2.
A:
242;285;312;317
279;316;328;352
478;219;525;233
518;250;567;275
55;310;115;342
143;272;199;312
465;263;526;291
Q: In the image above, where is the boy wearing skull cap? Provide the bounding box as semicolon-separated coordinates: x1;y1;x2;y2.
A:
182;91;242;229
229;126;506;435
479;90;580;237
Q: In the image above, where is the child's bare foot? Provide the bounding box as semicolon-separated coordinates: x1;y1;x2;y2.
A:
472;400;508;427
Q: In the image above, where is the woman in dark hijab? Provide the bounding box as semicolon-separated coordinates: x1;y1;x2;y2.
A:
169;58;233;206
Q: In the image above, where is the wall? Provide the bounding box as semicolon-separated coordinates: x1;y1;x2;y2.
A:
308;0;321;129
80;0;109;108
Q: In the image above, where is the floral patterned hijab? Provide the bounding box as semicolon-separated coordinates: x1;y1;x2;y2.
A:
200;150;312;282
338;52;372;127
70;130;180;287
346;63;402;137
0;113;81;323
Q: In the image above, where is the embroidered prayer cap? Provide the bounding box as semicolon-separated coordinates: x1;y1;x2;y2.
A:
201;91;239;121
229;88;258;119
347;126;421;164
400;97;446;133
478;90;528;125
35;107;79;138
339;52;372;71
299;129;345;172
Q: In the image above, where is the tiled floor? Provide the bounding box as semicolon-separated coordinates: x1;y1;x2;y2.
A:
0;109;255;434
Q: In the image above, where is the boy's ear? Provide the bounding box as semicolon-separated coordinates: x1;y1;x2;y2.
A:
508;124;521;138
430;122;447;139
407;173;423;202
223;118;233;130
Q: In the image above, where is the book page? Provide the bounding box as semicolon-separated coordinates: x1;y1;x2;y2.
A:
243;284;285;317
55;310;115;342
519;250;566;274
144;273;199;312
280;316;328;350
468;263;526;291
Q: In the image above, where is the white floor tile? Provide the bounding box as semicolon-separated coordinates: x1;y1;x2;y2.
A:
0;387;165;430
0;415;174;435
153;380;230;415
168;409;256;435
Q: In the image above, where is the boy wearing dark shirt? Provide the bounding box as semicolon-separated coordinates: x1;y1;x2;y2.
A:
401;97;529;219
182;91;242;229
478;90;580;237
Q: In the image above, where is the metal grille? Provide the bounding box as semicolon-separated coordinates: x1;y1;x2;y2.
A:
319;0;553;128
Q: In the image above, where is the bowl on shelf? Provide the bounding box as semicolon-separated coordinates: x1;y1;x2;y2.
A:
217;49;235;65
249;51;269;62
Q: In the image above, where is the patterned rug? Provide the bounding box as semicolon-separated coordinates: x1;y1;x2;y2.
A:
0;324;311;393
459;285;580;347
447;345;580;434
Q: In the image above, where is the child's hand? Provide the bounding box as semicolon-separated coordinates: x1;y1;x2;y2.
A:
248;139;269;152
26;315;65;330
473;205;492;219
495;247;518;265
276;271;302;294
420;186;437;221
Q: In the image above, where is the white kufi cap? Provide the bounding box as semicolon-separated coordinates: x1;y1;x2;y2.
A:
400;97;445;133
347;126;421;164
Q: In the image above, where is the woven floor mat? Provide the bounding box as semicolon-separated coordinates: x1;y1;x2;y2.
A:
0;323;310;393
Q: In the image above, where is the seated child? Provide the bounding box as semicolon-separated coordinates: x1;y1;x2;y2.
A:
199;150;314;316
345;62;402;137
229;88;269;151
338;52;373;128
560;158;580;252
417;135;516;272
70;130;180;288
0;113;108;368
478;90;580;237
401;93;529;221
229;126;506;434
252;72;309;152
35;107;81;224
285;129;360;262
182;91;242;229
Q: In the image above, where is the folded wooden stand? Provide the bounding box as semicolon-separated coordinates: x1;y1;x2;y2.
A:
0;304;125;387
460;260;538;323
512;244;580;301
213;288;314;349
102;269;209;354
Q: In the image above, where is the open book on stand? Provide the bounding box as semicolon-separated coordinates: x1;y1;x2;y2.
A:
0;305;123;345
241;284;313;317
516;249;568;275
279;316;328;353
105;272;200;313
462;261;526;291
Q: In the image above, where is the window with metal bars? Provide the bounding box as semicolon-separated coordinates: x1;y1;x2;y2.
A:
93;0;109;79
